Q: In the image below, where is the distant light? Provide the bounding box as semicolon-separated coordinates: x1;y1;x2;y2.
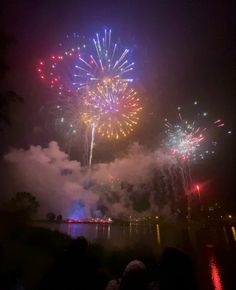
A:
228;130;232;134
177;106;181;110
203;112;208;117
228;214;232;219
155;216;159;219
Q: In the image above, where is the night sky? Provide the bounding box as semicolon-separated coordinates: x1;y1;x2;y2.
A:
1;1;235;210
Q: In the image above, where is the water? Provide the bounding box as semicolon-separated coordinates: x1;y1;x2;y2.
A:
40;222;236;290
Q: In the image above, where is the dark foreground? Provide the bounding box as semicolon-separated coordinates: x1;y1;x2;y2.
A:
0;220;236;290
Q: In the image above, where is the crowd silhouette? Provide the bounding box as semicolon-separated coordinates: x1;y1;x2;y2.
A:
39;237;197;290
0;234;198;290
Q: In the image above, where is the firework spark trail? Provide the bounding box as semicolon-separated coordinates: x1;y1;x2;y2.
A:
83;126;90;165
174;165;182;202
178;163;192;216
178;165;188;195
168;166;177;203
88;123;96;168
161;168;170;200
186;162;192;190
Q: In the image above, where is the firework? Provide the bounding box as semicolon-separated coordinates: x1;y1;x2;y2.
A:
165;120;205;161
36;29;140;166
82;79;142;139
73;28;134;89
36;33;90;151
164;102;226;162
37;33;89;96
38;29;134;93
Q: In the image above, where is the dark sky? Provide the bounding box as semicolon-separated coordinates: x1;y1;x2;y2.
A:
1;0;235;208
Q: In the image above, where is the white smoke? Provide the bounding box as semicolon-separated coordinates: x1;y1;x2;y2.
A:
4;141;177;218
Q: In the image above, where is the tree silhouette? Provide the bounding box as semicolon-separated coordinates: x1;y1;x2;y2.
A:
0;32;23;129
56;214;63;222
46;212;56;221
6;192;39;219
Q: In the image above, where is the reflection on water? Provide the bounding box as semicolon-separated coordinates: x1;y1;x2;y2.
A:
231;226;236;242
63;223;113;242
39;222;236;289
222;227;230;250
108;224;111;239
207;246;224;290
156;224;161;246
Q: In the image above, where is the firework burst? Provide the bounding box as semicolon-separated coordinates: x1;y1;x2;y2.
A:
164;102;226;162
82;79;142;139
165;119;205;161
36;33;89;97
73;28;134;89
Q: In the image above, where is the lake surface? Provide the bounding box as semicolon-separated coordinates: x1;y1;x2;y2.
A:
40;222;236;290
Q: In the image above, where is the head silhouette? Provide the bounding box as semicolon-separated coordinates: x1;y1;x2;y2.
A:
119;260;148;290
159;247;197;290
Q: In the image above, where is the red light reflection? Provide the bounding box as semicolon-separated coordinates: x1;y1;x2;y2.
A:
208;247;224;290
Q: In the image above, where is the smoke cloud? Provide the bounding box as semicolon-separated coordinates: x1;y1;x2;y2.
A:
4;141;180;219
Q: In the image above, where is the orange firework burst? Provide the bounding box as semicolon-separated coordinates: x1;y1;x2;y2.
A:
82;79;142;139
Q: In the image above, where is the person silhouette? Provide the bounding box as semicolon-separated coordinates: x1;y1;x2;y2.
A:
106;260;148;290
157;247;198;290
